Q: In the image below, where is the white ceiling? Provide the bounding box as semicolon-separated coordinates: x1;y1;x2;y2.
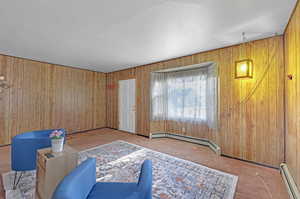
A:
0;0;296;72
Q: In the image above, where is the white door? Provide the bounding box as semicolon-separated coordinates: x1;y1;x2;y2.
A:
119;79;136;133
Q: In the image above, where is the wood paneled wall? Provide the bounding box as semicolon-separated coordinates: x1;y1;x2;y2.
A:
106;36;285;167
285;0;300;188
0;55;106;145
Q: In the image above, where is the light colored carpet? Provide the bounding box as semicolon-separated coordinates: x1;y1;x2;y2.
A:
2;140;238;199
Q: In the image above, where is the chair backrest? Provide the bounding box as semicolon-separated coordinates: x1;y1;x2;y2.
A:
137;160;153;199
52;158;96;199
11;129;66;171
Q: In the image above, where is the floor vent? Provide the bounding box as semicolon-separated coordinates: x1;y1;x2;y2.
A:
280;163;300;199
150;132;221;155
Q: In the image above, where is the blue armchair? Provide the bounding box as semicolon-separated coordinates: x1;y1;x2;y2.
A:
52;158;152;199
11;129;66;189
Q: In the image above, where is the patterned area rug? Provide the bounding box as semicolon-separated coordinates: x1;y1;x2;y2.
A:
2;140;238;199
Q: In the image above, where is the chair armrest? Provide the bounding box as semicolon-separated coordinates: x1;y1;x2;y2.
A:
137;160;153;199
52;158;96;199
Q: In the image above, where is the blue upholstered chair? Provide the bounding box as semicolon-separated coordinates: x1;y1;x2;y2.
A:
11;129;66;189
52;158;152;199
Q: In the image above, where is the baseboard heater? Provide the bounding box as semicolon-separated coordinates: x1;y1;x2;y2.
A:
150;132;221;155
280;163;300;199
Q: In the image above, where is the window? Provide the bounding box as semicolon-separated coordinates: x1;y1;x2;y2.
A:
151;79;166;119
151;63;218;129
166;74;207;121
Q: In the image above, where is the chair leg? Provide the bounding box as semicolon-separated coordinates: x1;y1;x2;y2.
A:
12;171;24;190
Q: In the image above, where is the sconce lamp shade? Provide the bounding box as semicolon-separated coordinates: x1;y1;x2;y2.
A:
235;59;253;79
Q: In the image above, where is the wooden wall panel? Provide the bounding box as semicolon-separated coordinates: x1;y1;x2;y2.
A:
0;55;106;145
0;56;7;144
93;73;107;128
106;36;285;167
51;66;96;132
3;58;53;144
285;0;300;188
136;65;151;136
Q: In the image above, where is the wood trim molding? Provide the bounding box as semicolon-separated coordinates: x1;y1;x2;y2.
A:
284;0;300;34
0;53;100;73
280;163;300;199
150;132;221;155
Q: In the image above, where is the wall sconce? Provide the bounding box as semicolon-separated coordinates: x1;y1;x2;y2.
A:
0;75;10;93
235;59;253;79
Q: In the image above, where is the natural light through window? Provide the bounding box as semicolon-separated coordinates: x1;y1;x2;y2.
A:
150;63;218;129
166;76;206;121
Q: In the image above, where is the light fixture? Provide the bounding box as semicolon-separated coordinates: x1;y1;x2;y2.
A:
235;32;254;79
0;75;10;93
235;59;253;79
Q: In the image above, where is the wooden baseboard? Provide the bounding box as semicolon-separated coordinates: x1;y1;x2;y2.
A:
67;127;107;135
150;132;221;155
280;163;300;199
222;154;279;169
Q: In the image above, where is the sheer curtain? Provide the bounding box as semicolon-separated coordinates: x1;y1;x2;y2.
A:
150;64;218;129
150;72;166;120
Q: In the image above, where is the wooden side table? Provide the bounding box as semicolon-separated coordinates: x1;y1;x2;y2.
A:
36;145;78;199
